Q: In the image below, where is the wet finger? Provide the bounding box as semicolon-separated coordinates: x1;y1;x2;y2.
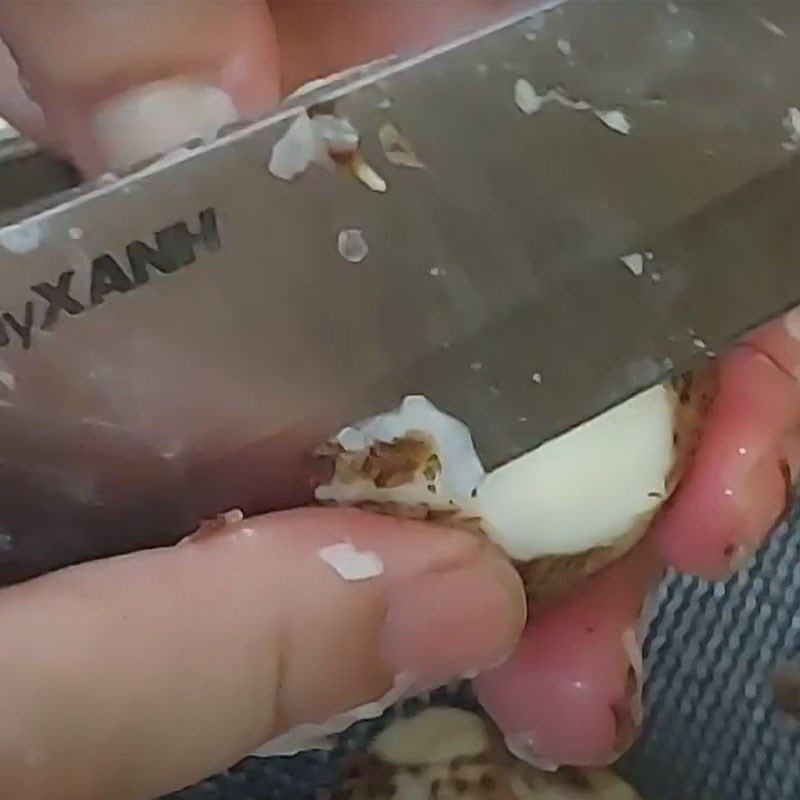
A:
473;542;661;769
0;0;280;175
650;312;800;578
0;508;524;800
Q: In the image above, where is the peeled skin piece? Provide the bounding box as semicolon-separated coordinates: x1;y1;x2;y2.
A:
333;706;643;800
315;371;711;609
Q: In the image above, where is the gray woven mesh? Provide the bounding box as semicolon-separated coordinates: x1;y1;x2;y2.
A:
162;510;800;800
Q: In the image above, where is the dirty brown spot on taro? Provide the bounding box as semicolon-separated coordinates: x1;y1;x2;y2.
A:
453;778;469;794
479;774;497;791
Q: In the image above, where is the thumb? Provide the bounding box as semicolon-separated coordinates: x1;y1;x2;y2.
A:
0;507;525;800
0;0;280;176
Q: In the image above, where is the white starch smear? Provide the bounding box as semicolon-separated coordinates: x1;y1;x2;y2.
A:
318;541;385;581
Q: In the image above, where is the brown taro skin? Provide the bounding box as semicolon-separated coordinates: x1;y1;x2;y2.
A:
316;367;717;613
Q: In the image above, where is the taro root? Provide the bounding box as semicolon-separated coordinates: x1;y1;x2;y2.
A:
315;371;715;610
333;706;643;800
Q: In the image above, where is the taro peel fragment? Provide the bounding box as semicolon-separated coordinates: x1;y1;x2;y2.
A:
269;109;385;191
379;123;425;169
620;253;644;276
595;110;631;135
514;79;544;115
512;80;630;136
334;706;643;800
315;372;712;609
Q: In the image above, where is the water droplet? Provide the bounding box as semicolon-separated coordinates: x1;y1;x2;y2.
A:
337;229;369;263
471;362;483;372
668;29;696;51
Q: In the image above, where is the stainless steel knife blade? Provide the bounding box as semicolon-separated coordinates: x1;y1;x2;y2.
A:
0;0;799;584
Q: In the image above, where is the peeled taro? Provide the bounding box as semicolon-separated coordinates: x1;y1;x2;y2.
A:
315;371;714;610
333;706;644;800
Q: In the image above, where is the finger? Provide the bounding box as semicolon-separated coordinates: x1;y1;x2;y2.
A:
0;36;51;145
0;0;280;175
0;507;524;800
270;0;522;94
649;310;800;578
473;541;661;768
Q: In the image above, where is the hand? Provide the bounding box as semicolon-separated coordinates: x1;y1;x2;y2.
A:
0;1;796;797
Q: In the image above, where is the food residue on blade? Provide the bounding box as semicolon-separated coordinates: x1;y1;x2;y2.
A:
783;107;800;149
513;80;631;134
556;39;573;56
514;79;544;115
0;222;43;254
268;111;316;180
621;253;644;276
379;123;425;168
531;372;542;384
338;229;369;263
318;541;384;581
760;17;787;37
350;155;387;192
269;108;385;191
595;109;631;135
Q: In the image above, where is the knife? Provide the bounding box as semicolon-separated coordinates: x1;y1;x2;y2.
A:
0;0;798;586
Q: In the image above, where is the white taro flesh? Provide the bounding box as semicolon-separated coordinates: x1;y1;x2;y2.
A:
315;375;710;606
333;706;644;800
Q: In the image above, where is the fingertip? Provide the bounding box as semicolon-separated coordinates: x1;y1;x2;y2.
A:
474;546;657;768
0;0;281;175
